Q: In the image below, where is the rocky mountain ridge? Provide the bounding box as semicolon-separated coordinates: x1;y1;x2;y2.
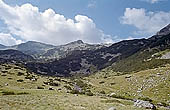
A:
0;24;170;76
0;40;107;60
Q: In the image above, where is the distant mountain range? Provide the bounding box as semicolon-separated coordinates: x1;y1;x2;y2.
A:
0;40;109;60
0;24;170;76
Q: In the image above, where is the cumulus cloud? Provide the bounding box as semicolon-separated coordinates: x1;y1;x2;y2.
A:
120;8;170;35
0;0;113;45
0;33;22;46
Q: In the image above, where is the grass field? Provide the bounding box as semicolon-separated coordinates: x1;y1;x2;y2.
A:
0;63;169;110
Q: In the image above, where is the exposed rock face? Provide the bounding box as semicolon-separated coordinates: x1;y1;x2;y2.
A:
0;49;34;62
134;100;156;109
42;40;106;60
0;41;56;58
0;44;6;49
157;24;170;36
1;24;170;77
160;52;170;59
0;40;107;60
149;24;170;40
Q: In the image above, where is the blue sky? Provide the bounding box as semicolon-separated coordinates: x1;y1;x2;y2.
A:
0;0;170;46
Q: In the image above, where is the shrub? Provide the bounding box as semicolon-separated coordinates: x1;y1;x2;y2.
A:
100;90;106;94
2;91;15;95
17;72;24;76
14;66;22;70
70;90;80;94
64;85;72;90
75;80;87;89
17;92;29;95
17;79;24;82
99;81;105;84
85;90;93;96
1;74;7;76
49;82;59;86
1;70;8;73
37;86;44;89
5;67;11;70
139;97;152;102
110;82;116;85
2;91;29;95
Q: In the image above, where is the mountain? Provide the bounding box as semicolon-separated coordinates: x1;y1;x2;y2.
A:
25;24;170;76
157;24;170;36
110;24;170;73
0;49;34;63
41;40;107;60
25;38;149;76
0;40;107;60
1;24;170;77
11;41;56;58
0;44;6;49
0;41;56;59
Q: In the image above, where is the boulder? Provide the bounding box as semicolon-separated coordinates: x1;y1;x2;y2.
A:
109;92;116;97
108;107;116;110
49;87;54;90
134;100;156;109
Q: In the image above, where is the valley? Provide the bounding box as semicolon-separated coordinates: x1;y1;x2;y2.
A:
0;23;170;110
0;63;169;110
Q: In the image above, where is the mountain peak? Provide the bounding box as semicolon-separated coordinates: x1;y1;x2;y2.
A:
157;24;170;36
0;44;6;49
69;40;84;45
75;40;84;44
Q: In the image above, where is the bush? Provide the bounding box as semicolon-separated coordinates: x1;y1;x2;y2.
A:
17;79;24;82
64;85;72;90
2;91;29;95
37;86;44;89
2;91;15;95
75;79;88;89
1;70;8;73
17;72;24;76
100;90;106;94
5;67;11;70
49;82;59;86
14;66;22;70
139;97;152;102
17;92;29;95
110;82;116;85
70;90;80;94
85;90;93;96
99;81;105;84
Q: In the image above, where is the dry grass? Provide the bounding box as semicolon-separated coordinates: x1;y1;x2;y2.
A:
0;63;169;110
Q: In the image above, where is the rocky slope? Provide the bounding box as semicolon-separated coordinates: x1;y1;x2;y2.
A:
1;24;170;77
0;40;106;60
0;49;34;63
40;40;107;60
25;23;170;76
1;41;56;59
0;44;6;49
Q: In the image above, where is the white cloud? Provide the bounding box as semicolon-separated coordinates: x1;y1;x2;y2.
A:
0;33;23;46
0;0;113;45
121;8;170;35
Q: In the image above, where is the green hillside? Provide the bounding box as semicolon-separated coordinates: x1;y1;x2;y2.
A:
0;63;169;110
